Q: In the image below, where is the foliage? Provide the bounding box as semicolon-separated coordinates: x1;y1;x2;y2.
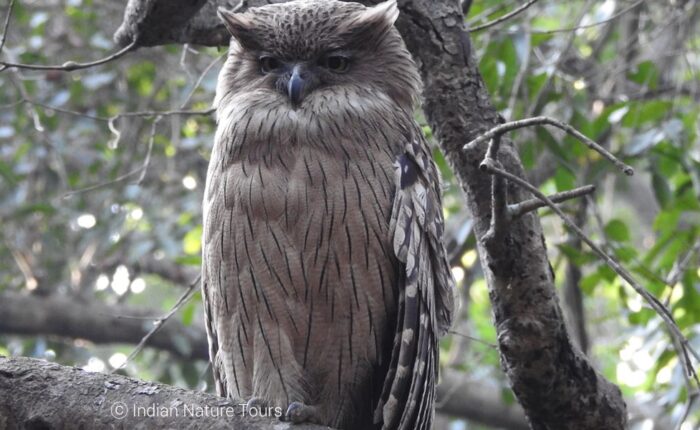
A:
0;0;698;429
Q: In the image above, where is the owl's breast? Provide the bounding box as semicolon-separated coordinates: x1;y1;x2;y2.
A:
221;140;396;234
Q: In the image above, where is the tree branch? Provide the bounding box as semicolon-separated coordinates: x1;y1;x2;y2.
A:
508;184;596;220
468;0;538;33
0;0;16;54
0;356;327;430
0;41;137;72
0;292;209;361
465;116;634;176
0;292;540;428
436;370;528;430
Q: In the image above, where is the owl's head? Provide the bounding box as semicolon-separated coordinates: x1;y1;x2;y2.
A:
215;0;421;113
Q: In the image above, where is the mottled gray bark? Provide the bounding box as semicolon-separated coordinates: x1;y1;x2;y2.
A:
0;292;209;361
398;2;627;428
0;356;328;430
110;0;628;428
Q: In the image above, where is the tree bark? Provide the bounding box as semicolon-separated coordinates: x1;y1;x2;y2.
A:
109;0;628;428
0;292;209;361
0;356;328;430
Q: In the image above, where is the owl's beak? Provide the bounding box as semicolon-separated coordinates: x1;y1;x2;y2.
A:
287;65;307;107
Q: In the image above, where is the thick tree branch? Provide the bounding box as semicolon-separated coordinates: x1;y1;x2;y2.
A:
0;356;327;430
0;292;209;361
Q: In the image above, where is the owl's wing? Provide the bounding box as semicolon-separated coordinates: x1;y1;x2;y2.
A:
376;126;455;430
201;144;231;399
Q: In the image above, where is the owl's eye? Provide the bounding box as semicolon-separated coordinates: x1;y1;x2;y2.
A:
259;56;283;74
320;55;350;73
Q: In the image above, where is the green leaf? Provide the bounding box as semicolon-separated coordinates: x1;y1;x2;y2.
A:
558;243;597;265
175;255;201;267
628;61;660;90
605;219;630;242
581;271;601;295
622;101;673;127
182;225;202;255
181;301;196;326
614;245;638;262
554;166;576;192
526;72;548;100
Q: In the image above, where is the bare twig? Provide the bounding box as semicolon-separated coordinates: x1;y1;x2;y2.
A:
0;41;137;72
136;115;161;184
117;108;214;118
507;26;531;118
23;98;110;121
484;136;509;243
448;329;498;349
665;239;700;287
62;168;143;198
0;99;22;110
62;115;173;198
469;0;538;32
4;98;215;121
479;159;698;393
533;0;645;34
527;0;593;115
112;275;201;372
0;0;16;54
663;239;700;307
464;116;635;176
508;184;596;219
180;53;225;109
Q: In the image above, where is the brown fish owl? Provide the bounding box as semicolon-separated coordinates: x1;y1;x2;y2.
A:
202;0;455;429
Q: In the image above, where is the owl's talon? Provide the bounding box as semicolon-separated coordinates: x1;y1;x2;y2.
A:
284;401;319;424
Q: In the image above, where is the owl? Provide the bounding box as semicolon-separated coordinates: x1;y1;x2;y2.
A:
201;1;455;429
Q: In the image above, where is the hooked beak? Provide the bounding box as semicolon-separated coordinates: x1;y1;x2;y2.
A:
287;65;306;107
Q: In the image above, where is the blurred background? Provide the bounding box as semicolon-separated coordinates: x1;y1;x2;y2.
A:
0;0;698;429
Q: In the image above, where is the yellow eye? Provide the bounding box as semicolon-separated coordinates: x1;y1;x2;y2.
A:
260;56;283;73
321;55;350;73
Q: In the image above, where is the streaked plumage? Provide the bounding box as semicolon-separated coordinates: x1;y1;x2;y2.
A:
201;1;454;428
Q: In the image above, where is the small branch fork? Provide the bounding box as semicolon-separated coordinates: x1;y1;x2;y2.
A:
466;116;700;415
479;132;597;246
465;116;635;176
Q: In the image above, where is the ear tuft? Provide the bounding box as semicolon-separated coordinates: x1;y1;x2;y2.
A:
217;7;260;50
339;0;400;48
360;0;399;27
218;7;251;35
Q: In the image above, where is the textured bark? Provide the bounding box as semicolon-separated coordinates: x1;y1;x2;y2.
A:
112;0;628;428
397;2;627;429
0;356;329;430
0;292;209;361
